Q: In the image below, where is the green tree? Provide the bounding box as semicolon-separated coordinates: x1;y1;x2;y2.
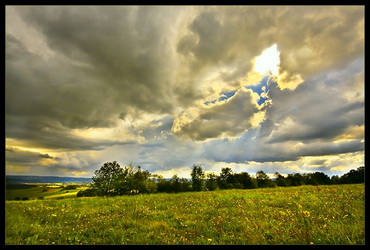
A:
256;170;272;188
250;176;258;189
340;166;364;184
156;176;173;193
330;175;340;184
83;161;156;196
218;167;233;189
91;161;123;195
233;172;255;189
205;173;219;191
127;165;155;193
274;172;287;186
155;175;192;193
305;172;331;185
171;175;181;193
286;173;305;186
191;164;205;191
179;177;193;192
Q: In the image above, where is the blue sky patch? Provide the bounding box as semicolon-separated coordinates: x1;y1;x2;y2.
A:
246;76;269;95
204;100;217;105
218;90;236;101
204;90;236;105
245;76;274;105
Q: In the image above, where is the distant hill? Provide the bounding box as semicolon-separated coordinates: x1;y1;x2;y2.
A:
6;175;92;184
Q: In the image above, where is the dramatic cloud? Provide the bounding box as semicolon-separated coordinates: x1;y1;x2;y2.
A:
265;58;364;143
202;58;364;165
5;6;364;177
6;147;56;166
172;88;266;140
175;6;364;93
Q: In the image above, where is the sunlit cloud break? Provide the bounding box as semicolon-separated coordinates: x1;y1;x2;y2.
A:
5;6;364;178
253;44;280;76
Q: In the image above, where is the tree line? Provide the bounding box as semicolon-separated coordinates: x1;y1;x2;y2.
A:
77;162;364;197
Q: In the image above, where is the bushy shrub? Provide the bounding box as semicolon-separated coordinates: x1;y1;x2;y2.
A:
62;185;78;190
77;188;99;197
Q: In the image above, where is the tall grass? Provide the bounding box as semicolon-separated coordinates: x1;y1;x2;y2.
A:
5;184;364;245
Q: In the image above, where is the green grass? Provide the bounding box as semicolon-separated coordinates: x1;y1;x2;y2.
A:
5;184;365;245
5;184;88;200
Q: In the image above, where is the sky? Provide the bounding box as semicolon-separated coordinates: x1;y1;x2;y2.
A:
5;6;364;178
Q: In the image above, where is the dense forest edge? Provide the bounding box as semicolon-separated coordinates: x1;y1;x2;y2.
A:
75;162;364;197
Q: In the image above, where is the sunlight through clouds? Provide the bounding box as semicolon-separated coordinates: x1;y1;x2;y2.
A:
253;44;280;76
5;6;364;177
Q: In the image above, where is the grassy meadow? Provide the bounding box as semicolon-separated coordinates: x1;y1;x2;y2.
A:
5;184;365;245
5;184;89;201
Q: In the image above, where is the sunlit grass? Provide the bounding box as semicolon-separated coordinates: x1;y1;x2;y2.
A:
43;192;80;200
6;184;88;201
5;184;364;245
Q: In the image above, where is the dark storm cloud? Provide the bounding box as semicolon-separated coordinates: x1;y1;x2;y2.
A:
204;133;363;164
171;6;364;141
202;57;364;163
176;6;364;86
298;140;364;158
5;147;57;166
265;59;364;144
140;116;174;141
6;114;136;151
6;33;117;129
5;6;364;176
267;102;364;143
185;11;236;66
6;7;184;150
17;6;177;114
7;6;364;147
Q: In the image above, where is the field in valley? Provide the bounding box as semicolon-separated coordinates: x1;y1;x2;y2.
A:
5;184;365;245
5;183;89;201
